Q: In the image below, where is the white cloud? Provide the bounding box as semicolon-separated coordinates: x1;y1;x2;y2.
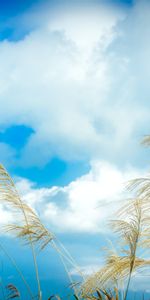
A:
14;161;143;233
47;2;124;54
70;261;103;277
0;205;13;226
0;1;150;167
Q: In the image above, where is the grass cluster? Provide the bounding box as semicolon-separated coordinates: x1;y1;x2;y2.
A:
0;136;150;300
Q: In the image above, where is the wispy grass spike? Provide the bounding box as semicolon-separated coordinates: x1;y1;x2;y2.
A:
0;164;42;300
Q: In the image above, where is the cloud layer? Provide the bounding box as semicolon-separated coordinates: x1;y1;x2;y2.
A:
12;160;141;233
0;0;150;167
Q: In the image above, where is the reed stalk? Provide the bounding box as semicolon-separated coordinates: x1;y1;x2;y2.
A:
0;165;42;300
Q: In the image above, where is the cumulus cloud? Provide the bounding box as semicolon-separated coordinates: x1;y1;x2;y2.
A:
0;2;120;166
0;0;149;167
14;161;143;233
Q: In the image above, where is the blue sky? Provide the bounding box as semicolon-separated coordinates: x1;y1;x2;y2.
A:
0;0;150;297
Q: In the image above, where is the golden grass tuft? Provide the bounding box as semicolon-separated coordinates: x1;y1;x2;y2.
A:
0;164;82;298
81;197;150;299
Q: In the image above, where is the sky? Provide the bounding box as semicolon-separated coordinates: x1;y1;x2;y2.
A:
0;0;150;297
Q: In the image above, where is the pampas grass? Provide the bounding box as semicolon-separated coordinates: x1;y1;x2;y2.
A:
0;164;42;300
111;198;150;300
80;135;150;299
1;135;150;299
81;198;150;299
0;164;82;298
6;284;20;300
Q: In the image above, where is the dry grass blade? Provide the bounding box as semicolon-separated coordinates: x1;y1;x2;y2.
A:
6;284;20;299
96;290;102;300
73;295;80;300
114;288;119;300
99;289;112;300
126;178;150;202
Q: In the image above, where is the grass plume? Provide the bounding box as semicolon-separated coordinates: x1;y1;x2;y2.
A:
0;164;82;298
0;164;42;300
81;197;150;299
